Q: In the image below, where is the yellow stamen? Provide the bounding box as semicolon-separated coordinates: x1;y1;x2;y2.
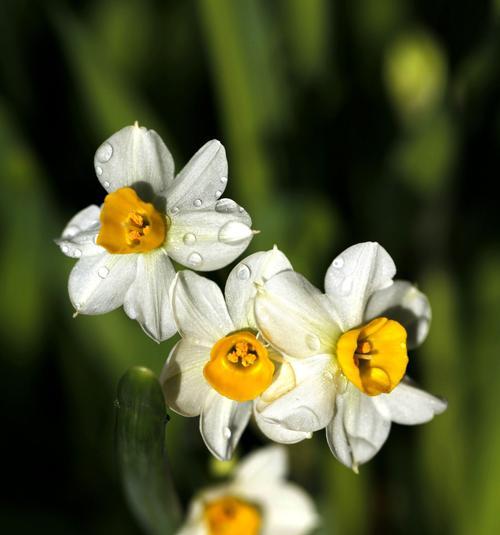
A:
204;331;275;402
204;496;262;535
336;317;408;396
96;187;166;254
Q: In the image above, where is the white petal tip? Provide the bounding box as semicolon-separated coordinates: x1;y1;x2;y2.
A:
72;310;79;319
218;221;253;245
352;463;359;474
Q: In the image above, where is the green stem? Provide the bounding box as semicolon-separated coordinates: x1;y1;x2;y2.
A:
115;367;182;535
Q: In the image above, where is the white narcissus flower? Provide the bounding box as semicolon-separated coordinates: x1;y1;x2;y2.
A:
254;242;447;471
177;446;319;535
57;124;254;342
160;248;312;461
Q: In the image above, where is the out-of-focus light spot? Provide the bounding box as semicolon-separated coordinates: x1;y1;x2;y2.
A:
384;31;447;121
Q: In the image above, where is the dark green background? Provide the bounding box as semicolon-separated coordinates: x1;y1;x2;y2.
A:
1;0;499;533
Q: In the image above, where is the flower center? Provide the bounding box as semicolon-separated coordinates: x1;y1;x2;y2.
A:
96;187;166;254
204;331;275;402
204;496;262;535
336;317;408;396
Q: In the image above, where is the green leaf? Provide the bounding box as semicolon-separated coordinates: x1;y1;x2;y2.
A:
116;367;182;535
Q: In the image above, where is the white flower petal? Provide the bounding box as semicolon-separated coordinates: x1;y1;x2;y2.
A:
327;386;392;469
234;445;287;484
68;251;137;314
344;390;391;466
58;205;103;258
331;386;392;469
258;356;335;433
200;390;252;461
166;140;228;211
325;395;353;468
166;207;253;271
225;248;293;330
255;408;312;444
57;230;103;258
175;523;205;535
94;125;174;194
324;242;396;331
62;205;101;237
365;280;431;349
257;483;319;535
255;271;339;358
160;339;211;417
123;249;177;342
171;271;234;344
373;378;447;425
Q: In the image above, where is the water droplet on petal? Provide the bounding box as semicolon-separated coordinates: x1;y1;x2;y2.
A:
95;166;103;176
237;264;251;280
103;180;110;188
183;233;196;245
215;190;222;199
218;221;253;244
61;244;69;254
65;226;78;238
305;333;321;352
98;266;109;279
220;176;228;184
73;248;82;258
239;206;245;213
170;206;179;215
332;256;344;268
187;252;202;267
193;199;202;208
96;142;113;163
215;199;238;213
223;427;232;439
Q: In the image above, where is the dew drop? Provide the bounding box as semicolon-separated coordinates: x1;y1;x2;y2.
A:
223;427;232;439
237;264;251;280
103;180;110;188
305;333;321;352
95;166;103;176
98;266;109;279
170;206;179;215
218;221;252;244
215;190;222;199
73;248;82;258
61;244;69;254
183;233;196;245
96;142;113;163
239;206;245;213
64;226;78;238
332;256;344;269
215;199;237;214
187;252;202;267
193;199;202;207
220;176;228;184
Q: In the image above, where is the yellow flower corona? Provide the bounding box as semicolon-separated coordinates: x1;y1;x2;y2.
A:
204;496;262;535
337;317;408;396
204;331;275;402
96;187;166;254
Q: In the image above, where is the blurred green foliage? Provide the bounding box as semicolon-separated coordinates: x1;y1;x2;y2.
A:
1;0;499;534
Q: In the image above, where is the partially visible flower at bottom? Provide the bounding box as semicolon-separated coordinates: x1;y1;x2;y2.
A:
176;446;319;535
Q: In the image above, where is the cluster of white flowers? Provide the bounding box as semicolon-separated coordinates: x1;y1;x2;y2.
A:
59;124;447;533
